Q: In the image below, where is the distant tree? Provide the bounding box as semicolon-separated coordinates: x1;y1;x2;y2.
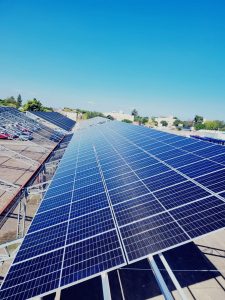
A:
81;110;105;119
131;109;138;117
193;115;204;130
16;94;22;108
43;106;54;112
150;117;158;126
204;120;225;130
141;117;149;125
106;115;114;120
194;115;204;124
173;119;181;127
161;120;168;127
3;96;17;107
182;120;193;128
6;96;16;103
63;107;76;112
22;98;43;111
194;123;205;130
122;119;132;123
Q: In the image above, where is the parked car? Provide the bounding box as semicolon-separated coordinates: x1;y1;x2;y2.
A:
22;128;33;134
0;133;8;139
19;134;33;141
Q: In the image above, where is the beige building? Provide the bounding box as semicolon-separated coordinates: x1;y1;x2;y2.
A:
155;115;177;127
103;111;134;122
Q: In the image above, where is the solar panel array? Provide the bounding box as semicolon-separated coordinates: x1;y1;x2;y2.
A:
1;118;225;299
0;107;63;142
29;111;76;131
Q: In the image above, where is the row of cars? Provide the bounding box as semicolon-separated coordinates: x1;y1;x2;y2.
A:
0;123;37;141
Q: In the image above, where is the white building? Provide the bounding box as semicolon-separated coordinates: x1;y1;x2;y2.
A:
59;110;78;121
103;111;134;122
155;116;177;127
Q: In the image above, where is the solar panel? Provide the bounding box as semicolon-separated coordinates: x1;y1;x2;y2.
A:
1;118;225;299
0;107;63;142
29;111;76;131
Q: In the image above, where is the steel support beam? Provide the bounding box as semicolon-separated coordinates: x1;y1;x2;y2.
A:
45;158;61;166
148;256;173;300
159;253;188;300
0;238;23;263
16;195;27;239
0;179;19;193
54;289;61;300
101;273;112;300
0;145;39;167
26;180;52;195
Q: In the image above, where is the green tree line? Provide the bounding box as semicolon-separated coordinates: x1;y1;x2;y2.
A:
0;95;53;112
173;115;225;131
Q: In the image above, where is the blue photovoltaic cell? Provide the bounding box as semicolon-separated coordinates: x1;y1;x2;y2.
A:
37;191;73;213
29;111;75;131
109;184;149;205
67;208;114;244
178;160;224;178
120;213;189;260
49;176;74;188
28;204;71;233
193;145;225;158
74;175;102;189
72;181;105;201
0;249;64;300
159;136;184;144
154;181;210;209
194;169;225;193
135;163;170;179
114;198;164;226
1;118;225;300
109;181;145;196
44;182;74;198
169;138;198;148
105;173;139;190
70;193;108;217
181;141;214;152
102;165;132;179
156;149;186;160
14;223;68;263
211;153;225;165
170;196;225;237
143;170;186;192
124;152;152;163
149;145;175;155
100;160;126;171
61;230;125;286
143;142;165;151
166;153;201;168
128;157;159;170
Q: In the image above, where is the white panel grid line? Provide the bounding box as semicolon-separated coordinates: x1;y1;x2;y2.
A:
107;126;225;204
97;128;193;241
93;145;128;263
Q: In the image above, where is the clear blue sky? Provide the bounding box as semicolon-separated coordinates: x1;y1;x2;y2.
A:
0;0;225;120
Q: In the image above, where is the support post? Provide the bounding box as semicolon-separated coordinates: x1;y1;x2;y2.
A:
148;256;173;300
16;195;27;239
159;253;188;300
54;289;61;300
101;273;112;300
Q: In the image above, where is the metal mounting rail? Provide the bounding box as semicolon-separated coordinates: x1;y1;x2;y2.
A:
26;180;52;195
0;123;48;153
0;114;55;147
0;145;39;167
0;179;20;193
